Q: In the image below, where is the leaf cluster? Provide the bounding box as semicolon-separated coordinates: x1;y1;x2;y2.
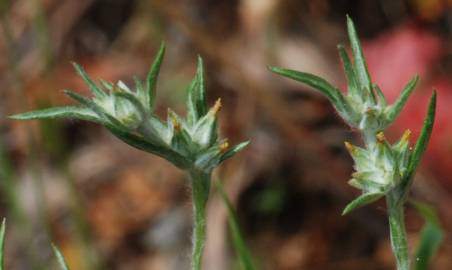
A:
10;43;248;173
271;16;421;136
270;16;437;214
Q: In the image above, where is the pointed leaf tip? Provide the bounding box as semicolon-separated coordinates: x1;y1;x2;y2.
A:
146;41;166;109
269;66;342;105
405;90;436;181
387;75;419;123
9;106;100;123
196;55;207;115
346;15;372;97
220;141;250;163
216;181;257;270
337;44;359;96
412;201;443;270
52;244;70;270
0;218;5;270
72;62;104;98
187;56;208;121
342;192;384;215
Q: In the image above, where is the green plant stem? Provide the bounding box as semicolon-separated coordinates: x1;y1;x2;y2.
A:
189;169;211;270
362;129;376;147
387;192;410;270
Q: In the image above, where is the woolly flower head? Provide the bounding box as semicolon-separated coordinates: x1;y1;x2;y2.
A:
11;43;248;173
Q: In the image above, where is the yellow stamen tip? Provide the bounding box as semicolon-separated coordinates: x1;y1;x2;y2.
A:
344;141;354;153
402;129;411;141
212;98;222;115
376;132;385;143
220;141;229;153
169;112;181;131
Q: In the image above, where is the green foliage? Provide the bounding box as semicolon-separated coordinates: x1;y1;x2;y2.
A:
342;192;384;215
270;16;437;270
386;76;419;123
271;15;436;214
10;107;100;123
270;18;427;138
10;44;248;174
216;181;256;270
11;43;249;270
52;244;70;270
346;15;372;95
0;220;72;270
0;219;5;270
146;41;165;109
412;201;443;270
401;92;437;202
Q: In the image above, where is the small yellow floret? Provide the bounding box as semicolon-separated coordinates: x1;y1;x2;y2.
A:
169;112;181;131
401;129;411;142
219;141;229;153
344;141;354;154
376;132;386;143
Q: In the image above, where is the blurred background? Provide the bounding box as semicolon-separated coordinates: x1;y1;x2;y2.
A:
1;0;452;269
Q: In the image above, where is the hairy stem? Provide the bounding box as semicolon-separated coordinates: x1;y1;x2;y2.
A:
387;192;410;270
362;128;376;147
189;169;211;270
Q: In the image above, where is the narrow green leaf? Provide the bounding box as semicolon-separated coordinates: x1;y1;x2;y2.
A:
411;201;443;270
105;122;189;169
146;41;165;109
337;44;358;96
196;56;207;113
100;79;113;91
0;218;5;270
373;84;387;107
414;223;443;270
215;181;256;270
342;192;384;215
269;66;342;104
220;141;249;163
386;76;419;123
187;75;200;124
63;90;98;110
72;63;104;98
403;90;436;188
9;106;100;123
271;66;355;120
187;57;208;122
63;90;123;128
52;244;70;270
411;201;440;226
195;56;208;117
346;15;372;95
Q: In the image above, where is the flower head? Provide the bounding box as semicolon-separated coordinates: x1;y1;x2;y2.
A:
270;16;419;135
345;130;411;194
11;42;249;173
269;16;437;215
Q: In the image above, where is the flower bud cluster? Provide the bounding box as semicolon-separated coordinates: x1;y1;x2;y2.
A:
270;16;436;215
345;131;411;194
12;43;248;173
92;81;145;130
